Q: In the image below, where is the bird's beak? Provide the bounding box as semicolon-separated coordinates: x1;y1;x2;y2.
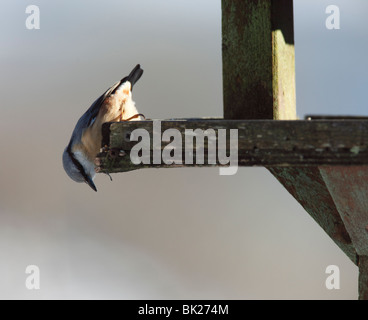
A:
85;176;97;192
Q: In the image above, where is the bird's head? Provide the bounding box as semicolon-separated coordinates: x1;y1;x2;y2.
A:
62;147;97;192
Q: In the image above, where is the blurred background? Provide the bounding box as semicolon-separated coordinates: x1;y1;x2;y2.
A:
0;0;367;299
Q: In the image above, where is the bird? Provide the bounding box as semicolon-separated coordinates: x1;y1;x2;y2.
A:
62;64;144;192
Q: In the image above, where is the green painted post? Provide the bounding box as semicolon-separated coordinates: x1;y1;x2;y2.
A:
222;0;296;120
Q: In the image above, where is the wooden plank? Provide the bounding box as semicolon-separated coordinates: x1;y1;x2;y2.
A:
96;119;368;173
222;0;296;120
103;119;368;154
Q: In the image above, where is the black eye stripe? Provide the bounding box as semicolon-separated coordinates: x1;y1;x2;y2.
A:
67;145;89;182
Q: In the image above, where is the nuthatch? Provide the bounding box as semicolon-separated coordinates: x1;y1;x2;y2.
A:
62;64;144;192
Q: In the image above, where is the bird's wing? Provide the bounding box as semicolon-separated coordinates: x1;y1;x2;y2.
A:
81;64;143;129
69;65;144;144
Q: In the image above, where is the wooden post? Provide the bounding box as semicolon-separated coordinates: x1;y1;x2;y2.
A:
221;0;366;297
359;256;368;300
222;0;296;119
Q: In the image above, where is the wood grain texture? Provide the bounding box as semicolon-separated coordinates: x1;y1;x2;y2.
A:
359;256;368;300
222;0;296;120
320;167;368;256
97;119;368;173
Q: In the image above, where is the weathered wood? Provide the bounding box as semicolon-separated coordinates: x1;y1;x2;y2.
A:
319;166;368;299
359;256;368;300
268;167;357;265
221;1;365;290
94;0;367;299
320;167;368;256
222;0;295;120
96;119;368;173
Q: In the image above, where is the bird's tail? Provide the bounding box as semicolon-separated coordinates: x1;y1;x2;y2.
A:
112;64;143;94
108;64;143;97
125;64;143;89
